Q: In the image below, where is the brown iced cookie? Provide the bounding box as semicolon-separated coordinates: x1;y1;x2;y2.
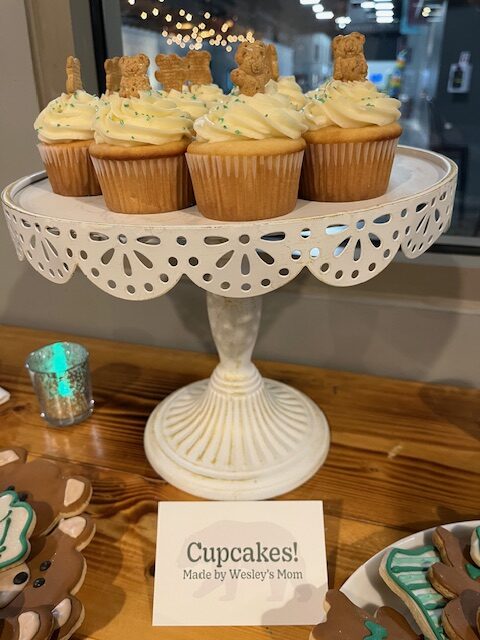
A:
104;56;121;94
66;56;83;94
442;591;480;640
429;527;480;600
119;53;151;98
0;515;95;640
155;53;186;91
0;448;92;538
0;607;54;640
332;32;368;82
310;590;420;640
230;41;274;96
185;51;212;85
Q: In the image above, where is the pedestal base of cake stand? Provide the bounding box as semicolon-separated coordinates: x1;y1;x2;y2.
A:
144;292;330;500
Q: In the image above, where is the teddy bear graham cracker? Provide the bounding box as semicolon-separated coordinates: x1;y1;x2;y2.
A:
332;32;368;82
119;53;151;98
230;41;279;96
104;56;122;95
155;51;213;91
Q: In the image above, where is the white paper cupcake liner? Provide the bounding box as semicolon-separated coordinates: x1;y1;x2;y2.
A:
90;154;194;214
186;151;304;221
300;137;399;202
38;142;101;197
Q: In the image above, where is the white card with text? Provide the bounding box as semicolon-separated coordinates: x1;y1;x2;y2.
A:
153;500;328;626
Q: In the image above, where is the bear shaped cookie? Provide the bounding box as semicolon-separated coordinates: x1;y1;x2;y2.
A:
0;515;95;640
0;448;92;538
310;590;420;640
230;41;277;96
119;53;151;98
429;527;480;599
332;32;368;82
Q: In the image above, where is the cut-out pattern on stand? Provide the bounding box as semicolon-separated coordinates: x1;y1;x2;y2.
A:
2;151;456;299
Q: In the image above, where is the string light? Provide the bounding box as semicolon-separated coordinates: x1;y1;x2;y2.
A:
199;22;206;29
152;7;159;16
165;13;172;21
186;13;192;21
128;0;135;5
140;11;147;19
204;11;211;18
316;10;334;18
226;45;232;52
179;8;185;16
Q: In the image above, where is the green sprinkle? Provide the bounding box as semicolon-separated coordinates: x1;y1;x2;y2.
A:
120;119;125;125
56;123;60;126
223;124;227;129
366;103;374;107
124;102;130;107
235;129;241;135
131;135;135;139
223;104;228;109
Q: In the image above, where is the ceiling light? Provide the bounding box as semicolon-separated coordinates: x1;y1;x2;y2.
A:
312;3;324;11
375;2;394;8
422;6;431;14
376;9;394;16
316;10;334;18
376;15;394;22
140;11;147;19
300;0;320;4
360;1;375;7
335;15;351;23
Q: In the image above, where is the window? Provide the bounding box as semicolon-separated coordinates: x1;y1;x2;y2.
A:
93;0;480;250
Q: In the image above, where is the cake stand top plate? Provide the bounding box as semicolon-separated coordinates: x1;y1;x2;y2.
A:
2;146;457;299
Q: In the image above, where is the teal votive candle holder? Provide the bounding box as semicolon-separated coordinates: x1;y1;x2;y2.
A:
25;342;93;427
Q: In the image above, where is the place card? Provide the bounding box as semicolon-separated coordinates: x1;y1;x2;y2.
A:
153;500;328;626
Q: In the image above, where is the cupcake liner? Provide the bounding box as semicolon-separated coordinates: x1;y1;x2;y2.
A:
38;142;101;197
90;154;194;214
300;137;399;202
186;151;304;221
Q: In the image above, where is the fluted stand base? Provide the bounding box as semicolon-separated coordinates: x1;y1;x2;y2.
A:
144;293;330;500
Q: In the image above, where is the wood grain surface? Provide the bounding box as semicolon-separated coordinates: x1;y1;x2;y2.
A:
0;324;478;640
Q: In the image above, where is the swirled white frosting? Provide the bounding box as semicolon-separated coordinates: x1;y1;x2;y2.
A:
34;90;98;143
304;80;401;129
186;83;227;108
194;93;308;142
265;76;306;110
93;91;193;146
162;89;209;120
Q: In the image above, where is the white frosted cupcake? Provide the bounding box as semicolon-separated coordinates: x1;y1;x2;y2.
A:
265;76;306;110
90;91;194;213
34;90;101;196
187;93;308;221
301;79;402;201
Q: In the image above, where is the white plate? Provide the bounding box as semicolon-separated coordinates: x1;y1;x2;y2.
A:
341;520;480;626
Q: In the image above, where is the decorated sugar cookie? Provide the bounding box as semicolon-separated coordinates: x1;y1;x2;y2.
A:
0;491;35;573
0;515;95;640
0;448;92;537
442;590;480;640
380;546;448;640
429;527;480;600
470;527;480;568
310;589;420;640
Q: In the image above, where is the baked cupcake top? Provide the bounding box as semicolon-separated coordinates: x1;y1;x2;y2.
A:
34;90;99;143
162;89;209;120
94;91;193;147
265;76;306;110
194;93;308;142
304;79;401;129
186;83;227;108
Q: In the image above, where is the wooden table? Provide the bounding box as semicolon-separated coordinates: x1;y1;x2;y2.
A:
0;324;478;640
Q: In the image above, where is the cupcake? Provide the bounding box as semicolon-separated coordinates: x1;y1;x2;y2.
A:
34;56;100;197
186;42;307;222
89;54;194;214
265;76;307;110
300;32;402;202
164;89;208;120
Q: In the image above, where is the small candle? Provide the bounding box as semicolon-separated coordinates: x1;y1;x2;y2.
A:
25;342;93;427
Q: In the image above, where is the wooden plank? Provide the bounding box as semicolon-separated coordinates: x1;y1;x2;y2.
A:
0;324;478;640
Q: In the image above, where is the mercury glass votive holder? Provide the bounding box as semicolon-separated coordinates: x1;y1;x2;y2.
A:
25;342;94;427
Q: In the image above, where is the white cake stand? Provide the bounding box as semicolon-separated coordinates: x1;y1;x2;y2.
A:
1;146;457;500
